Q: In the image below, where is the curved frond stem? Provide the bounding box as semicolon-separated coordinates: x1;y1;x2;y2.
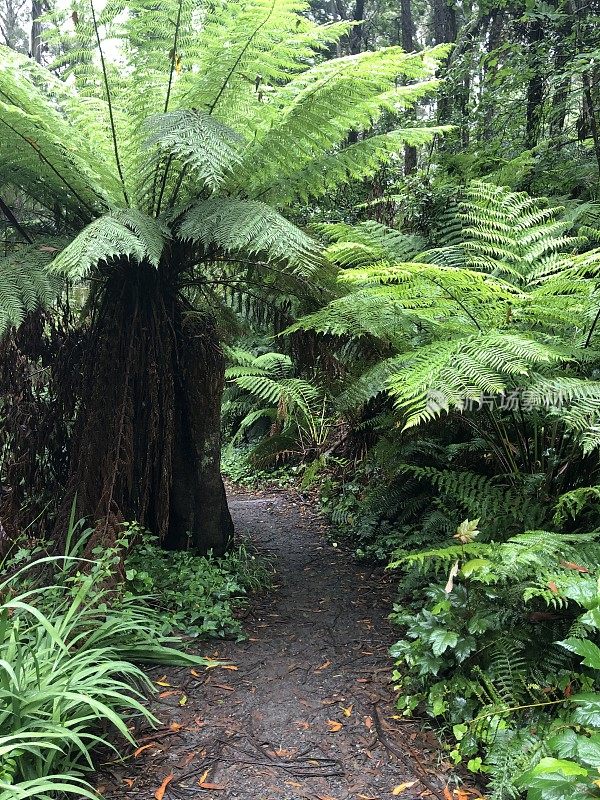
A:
156;154;175;216
0;117;96;220
207;0;277;116
164;0;184;115
208;256;317;288
164;0;277;211
426;274;482;331
584;306;600;347
89;0;129;207
182;278;293;309
153;0;185;217
0;196;33;243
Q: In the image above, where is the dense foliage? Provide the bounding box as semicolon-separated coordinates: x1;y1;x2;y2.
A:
4;0;600;795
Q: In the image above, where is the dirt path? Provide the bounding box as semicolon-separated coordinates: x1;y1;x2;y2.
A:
98;489;451;800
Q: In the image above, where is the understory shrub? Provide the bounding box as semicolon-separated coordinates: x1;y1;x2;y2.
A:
389;520;600;799
124;529;272;638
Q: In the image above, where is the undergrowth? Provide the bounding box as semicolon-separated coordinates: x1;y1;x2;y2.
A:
0;518;270;798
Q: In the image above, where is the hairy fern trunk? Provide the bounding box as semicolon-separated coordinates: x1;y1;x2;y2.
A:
65;259;233;554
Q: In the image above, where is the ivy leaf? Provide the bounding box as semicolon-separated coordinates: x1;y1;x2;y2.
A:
429;629;459;656
559;639;600;670
571;694;600;728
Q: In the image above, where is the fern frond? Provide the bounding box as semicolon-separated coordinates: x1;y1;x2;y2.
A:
0;247;62;338
144;110;243;192
49;211;170;277
179;198;318;275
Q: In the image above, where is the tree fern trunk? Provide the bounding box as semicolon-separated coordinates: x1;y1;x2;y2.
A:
165;311;234;553
64;261;233;554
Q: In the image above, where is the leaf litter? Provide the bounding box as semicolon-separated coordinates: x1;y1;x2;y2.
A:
95;487;475;800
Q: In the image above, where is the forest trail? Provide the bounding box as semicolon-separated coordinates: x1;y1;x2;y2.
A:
98;488;452;800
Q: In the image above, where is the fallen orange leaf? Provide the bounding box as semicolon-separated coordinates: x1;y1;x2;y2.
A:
443;788;453;800
198;782;225;790
169;722;182;731
326;719;343;732
364;715;373;730
154;772;174;800
159;690;178;698
392;782;416;795
123;778;134;788
134;742;157;757
316;660;332;670
560;561;589;573
198;769;210;784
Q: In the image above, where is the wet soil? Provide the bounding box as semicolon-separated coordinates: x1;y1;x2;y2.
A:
97;487;456;800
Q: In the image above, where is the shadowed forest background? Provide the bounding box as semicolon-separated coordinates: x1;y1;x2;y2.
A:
2;0;600;797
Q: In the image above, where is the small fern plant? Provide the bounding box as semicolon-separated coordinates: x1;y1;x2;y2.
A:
223;346;329;464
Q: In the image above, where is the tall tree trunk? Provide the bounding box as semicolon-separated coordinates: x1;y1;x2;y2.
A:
548;14;573;146
165;311;234;552
431;0;457;123
63;261;233;555
481;8;504;142
583;70;600;178
349;0;365;55
30;0;42;62
400;0;418;175
524;19;544;149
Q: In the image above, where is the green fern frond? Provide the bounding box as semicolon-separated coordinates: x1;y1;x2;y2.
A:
179;198;318;275
0;247;62;337
144;110;243;192
49;211;170;277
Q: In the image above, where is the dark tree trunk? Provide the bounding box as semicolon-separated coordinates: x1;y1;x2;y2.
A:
349;0;365;54
30;0;42;62
165;312;234;552
583;70;600;178
549;13;573;146
63;260;233;555
431;0;457;123
399;0;418;175
524;19;544;149
481;8;504;142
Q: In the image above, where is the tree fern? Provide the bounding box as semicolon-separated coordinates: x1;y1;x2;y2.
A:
0;0;446;342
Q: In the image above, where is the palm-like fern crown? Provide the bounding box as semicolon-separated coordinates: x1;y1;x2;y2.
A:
0;0;449;334
291;182;600;438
